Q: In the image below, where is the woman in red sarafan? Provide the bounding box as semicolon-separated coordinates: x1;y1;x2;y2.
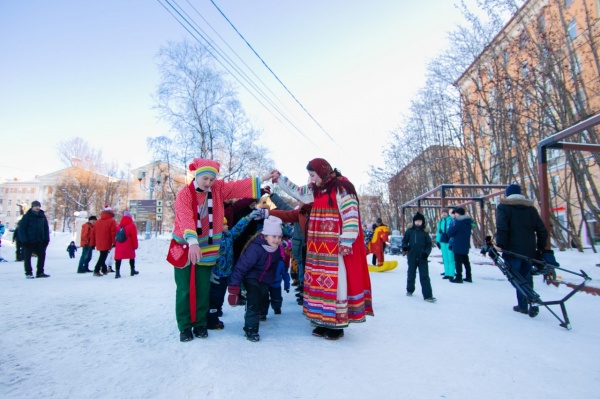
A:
275;158;373;340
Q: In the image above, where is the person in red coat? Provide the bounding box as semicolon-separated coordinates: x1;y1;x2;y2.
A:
114;211;139;279
90;206;117;276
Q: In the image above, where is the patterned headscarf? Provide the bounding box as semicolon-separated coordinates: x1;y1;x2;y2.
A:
308;158;334;181
306;158;358;203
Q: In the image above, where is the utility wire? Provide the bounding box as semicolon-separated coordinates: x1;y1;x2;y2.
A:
210;0;344;151
157;0;319;147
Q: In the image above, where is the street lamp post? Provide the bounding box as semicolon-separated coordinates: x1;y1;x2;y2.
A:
137;168;163;240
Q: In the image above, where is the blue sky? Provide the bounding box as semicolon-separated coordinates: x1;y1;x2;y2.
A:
0;0;478;187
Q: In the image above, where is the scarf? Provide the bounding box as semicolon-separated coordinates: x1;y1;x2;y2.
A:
193;181;213;245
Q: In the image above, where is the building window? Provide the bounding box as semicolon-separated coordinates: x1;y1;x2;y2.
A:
571;54;582;77
538;13;546;32
565;0;574;7
6;211;10;217
568;19;577;41
519;32;528;50
8;199;12;206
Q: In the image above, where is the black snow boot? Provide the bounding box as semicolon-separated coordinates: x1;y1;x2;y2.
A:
115;265;121;279
244;326;260;342
131;266;139;276
180;328;193;342
193;326;208;338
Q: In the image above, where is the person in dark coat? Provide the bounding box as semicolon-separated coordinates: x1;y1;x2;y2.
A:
447;207;473;283
401;212;435;302
67;241;78;258
18;200;51;278
495;184;548;315
227;216;284;342
12;222;24;261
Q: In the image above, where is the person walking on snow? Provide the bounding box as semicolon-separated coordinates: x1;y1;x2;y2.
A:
18;201;51;278
495;184;548;316
402;212;436;302
67;241;78;259
447;207;473;283
436;208;456;279
77;215;97;273
90;206;117;277
114;211;139;278
368;217;390;266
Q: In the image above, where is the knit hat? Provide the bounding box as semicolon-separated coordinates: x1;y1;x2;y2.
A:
189;158;220;178
413;212;425;224
262;216;283;236
123;211;132;218
31;200;41;207
103;205;113;212
307;158;334;180
88;216;97;221
505;184;521;197
376;217;383;224
455;207;466;215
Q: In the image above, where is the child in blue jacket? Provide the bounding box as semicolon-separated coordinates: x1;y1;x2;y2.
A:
207;210;261;330
261;239;291;319
228;216;283;342
67;241;78;259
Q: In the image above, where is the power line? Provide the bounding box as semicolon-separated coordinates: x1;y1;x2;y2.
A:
209;0;344;151
157;0;319;148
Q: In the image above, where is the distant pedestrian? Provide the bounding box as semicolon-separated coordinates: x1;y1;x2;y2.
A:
447;207;473;283
0;220;6;262
90;206;117;277
114;211;139;279
13;221;24;261
67;241;78;258
18;201;51;278
435;208;456;280
368;217;390;266
77;215;97;273
402;212;435;302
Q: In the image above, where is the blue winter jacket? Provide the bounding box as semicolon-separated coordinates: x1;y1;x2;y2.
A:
212;216;252;278
270;259;291;290
447;215;472;255
229;235;283;287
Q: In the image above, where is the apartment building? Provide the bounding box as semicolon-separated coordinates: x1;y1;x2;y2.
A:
454;0;600;247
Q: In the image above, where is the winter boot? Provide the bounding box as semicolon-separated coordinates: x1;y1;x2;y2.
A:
450;277;463;284
323;328;344;340
312;326;327;337
107;266;114;273
244;326;260;342
115;265;121;279
131;266;139;276
193;326;208;338
180;328;193;342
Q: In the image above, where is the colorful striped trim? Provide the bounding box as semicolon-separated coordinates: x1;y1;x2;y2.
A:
193;166;218;178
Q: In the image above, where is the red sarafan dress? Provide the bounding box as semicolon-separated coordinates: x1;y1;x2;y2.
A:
279;175;374;328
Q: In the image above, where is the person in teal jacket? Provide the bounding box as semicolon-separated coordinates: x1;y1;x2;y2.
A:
435;208;456;279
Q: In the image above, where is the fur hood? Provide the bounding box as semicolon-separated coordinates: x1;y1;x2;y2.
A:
454;214;471;221
499;195;535;207
406;223;430;233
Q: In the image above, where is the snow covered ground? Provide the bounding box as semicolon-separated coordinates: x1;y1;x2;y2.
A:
1;231;599;399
